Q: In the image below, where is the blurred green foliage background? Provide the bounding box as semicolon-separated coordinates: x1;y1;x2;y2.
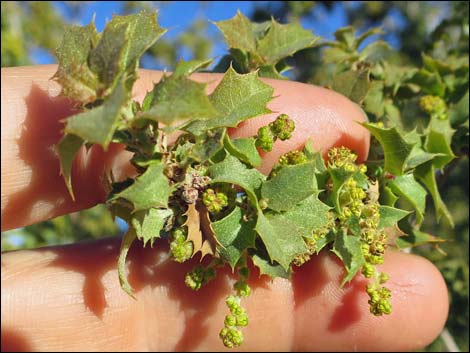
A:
1;1;468;351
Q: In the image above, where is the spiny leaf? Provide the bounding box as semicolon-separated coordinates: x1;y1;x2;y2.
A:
53;22;99;102
140;73;218;126
131;208;172;247
363;123;415;176
257;19;319;64
378;206;410;229
173;58;213;78
185;66;274;135
251;252;291;279
89;11;166;92
223;135;262;167
389;174;427;224
64;80;127;149
56;134;83;201
215;11;256;52
332;230;365;286
208;154;265;207
332;69;371;104
395;228;446;249
212;206;256;269
261;162;318;212
425;119;456;170
112;162;172;212
118;229;137;298
255;210;307;270
184;202;222;260
414;162;454;227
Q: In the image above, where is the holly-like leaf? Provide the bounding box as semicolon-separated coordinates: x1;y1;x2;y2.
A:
190;128;225;162
118;229;137;298
328;167;356;212
395;228;446;249
112;162;172;212
56;134;84;200
389;174;427;224
64;80;128;149
185;66;274;135
378;206;410;229
173;58;213;78
208;154;265;207
89;11;166;92
364;123;415;176
215;11;256;52
140;73;218;126
261;162;318;212
52;22;99;102
131;208;172;247
255;210;307;270
257;19;319;64
332;230;365;286
212;206;256;269
425;120;456;170
282;194;331;236
332;69;370;104
223;135;262;167
415;162;454;227
184;202;222;260
251;252;291;279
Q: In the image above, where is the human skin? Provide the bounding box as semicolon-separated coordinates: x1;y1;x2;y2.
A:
1;65;448;351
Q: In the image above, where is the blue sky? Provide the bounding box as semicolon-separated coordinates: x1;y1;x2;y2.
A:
33;1;357;68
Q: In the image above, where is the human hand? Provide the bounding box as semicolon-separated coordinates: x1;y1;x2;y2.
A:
1;65;448;351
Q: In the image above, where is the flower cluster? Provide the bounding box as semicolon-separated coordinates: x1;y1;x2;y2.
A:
169;227;193;263
219;265;251;348
255;114;295;152
202;188;229;213
419;95;447;120
184;265;216;291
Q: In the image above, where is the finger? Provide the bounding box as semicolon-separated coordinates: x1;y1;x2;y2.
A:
1;65;368;230
1;237;447;351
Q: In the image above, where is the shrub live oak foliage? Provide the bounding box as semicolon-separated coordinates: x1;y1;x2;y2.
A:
53;11;468;348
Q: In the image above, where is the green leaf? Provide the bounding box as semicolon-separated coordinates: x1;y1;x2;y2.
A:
251;252;291;279
389;174;427;224
313;231;336;254
108;12;166;75
190;128;225;162
215;11;256;52
89;11;166;90
332;69;370;104
282;194;332;236
363;123;415;176
414;162;454;227
258;64;288;79
378;206;410;229
131;208;172;247
364;81;385;117
53;22;99;102
185;66;274;135
332;230;365;286
140;73;218;126
395;228;446;249
212;206;256;269
223;135;262;167
173;58;213;78
449;90;469;126
64;80;127;149
118;229;137;297
405;145;443;170
255;211;307;270
328;167;356;212
379;185;399;207
257;19;319;64
56;134;84;201
112;162;172;212
261;162;317;212
208;154;265;207
425;120;456;170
